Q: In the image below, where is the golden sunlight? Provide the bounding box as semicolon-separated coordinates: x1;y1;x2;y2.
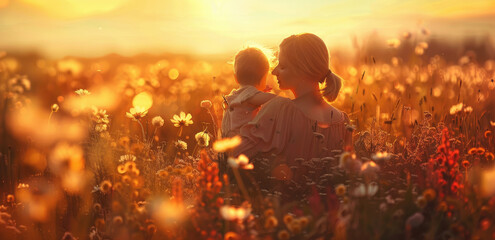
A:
18;0;131;18
132;91;153;111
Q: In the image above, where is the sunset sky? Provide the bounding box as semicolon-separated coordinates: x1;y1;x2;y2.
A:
1;0;494;58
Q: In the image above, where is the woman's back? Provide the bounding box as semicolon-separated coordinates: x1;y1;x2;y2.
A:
235;96;351;163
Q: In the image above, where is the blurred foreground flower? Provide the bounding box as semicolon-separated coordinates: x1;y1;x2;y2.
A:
195;131;210;147
339;152;362;173
360;161;380;180
152;116;164;127
170;112;193;127
119;154;136;163
220;205;251;221
449;103;463;115
75;89;91;96
352;182;378;197
213;136;241;152
406;212;424;228
175;140;187;150
228;154;253;169
126;106;148;121
200;100;212;108
371;151;391;161
387;38;401;48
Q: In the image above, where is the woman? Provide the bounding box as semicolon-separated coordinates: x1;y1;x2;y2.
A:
234;33;352;163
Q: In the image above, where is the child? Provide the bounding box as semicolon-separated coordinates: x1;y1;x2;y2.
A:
221;47;276;138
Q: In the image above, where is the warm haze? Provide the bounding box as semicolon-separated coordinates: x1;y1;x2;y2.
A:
0;0;494;58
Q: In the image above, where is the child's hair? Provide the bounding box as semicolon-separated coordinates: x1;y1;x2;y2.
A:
233;47;270;86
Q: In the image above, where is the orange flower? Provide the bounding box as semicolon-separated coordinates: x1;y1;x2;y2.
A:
462;160;470;169
486;152;495;161
468;148;478;155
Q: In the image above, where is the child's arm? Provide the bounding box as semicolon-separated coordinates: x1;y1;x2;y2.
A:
245;92;276;107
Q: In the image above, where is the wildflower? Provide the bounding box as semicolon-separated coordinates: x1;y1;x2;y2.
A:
224;232;241;240
195;131;210;147
113;216;123;225
449;103;463;115
100;180;112;194
335;184;347;196
152;116;164;127
462;160;470;169
299;217;309;228
485;130;492;139
463;106;473;113
200;100;212;108
277;230;290;240
264;209;274;217
477;147;486;155
75;89;91;96
92;107;109;132
486;152;495;161
175;140;187;150
228;154;253;169
339;152;362;173
283;214;294;225
213;136;242;152
6;194;14;203
288;219;302;234
415;46;424;55
126;106;148;121
406;212;424;228
416;196;427;209
170;111;193;127
17;183;29;189
147;224;157;235
361;161;380;177
51;104;59;112
491;121;495;127
264;216;278;229
386;38;401;48
119;154;136;163
352;182;379;197
423;189;436;201
468;148;478;155
220;205;251;221
93;203;102;212
371;151;391;161
418;41;428;49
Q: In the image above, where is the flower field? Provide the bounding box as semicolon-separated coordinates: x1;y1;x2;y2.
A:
1;33;495;240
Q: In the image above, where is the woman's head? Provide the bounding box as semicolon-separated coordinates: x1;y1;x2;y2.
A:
272;33;342;102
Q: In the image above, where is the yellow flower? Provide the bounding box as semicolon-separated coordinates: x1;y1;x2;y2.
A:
175;140;187;150
126;106;148;121
75;89;91;96
195;131;210;147
152;116;164;127
51;103;59;112
228;154;253;170
170;111;193;127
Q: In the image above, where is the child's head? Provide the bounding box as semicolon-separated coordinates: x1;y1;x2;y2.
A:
233;47;270;90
